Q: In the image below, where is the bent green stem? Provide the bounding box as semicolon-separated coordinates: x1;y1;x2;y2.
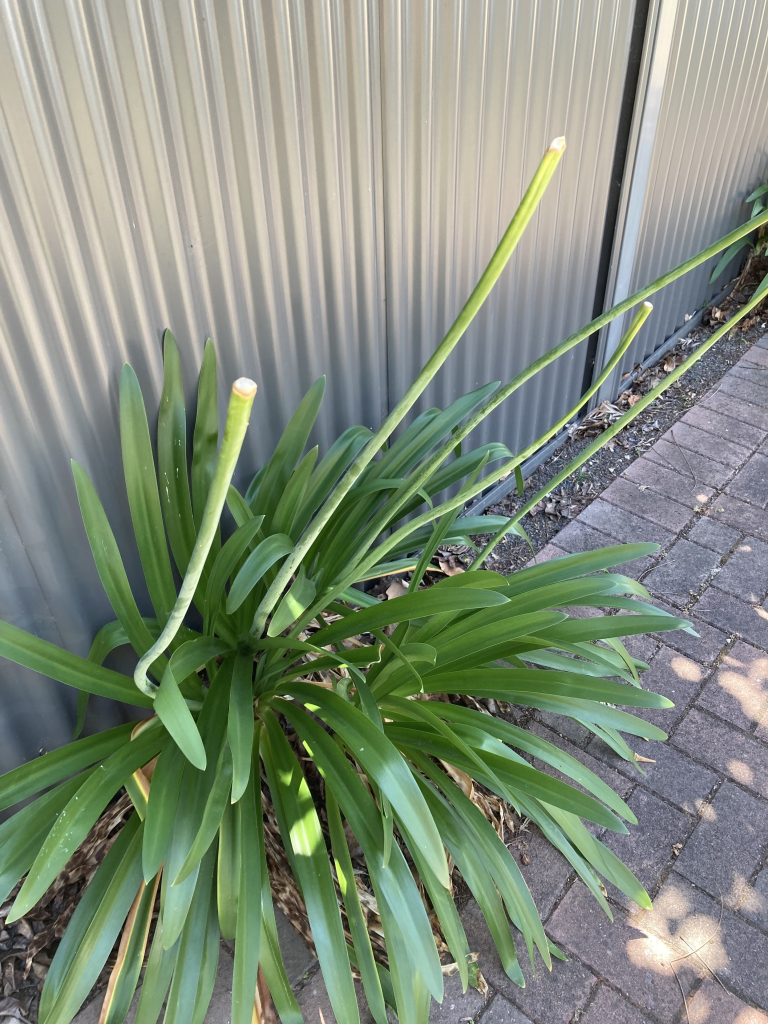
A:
250;138;567;637
505;281;768;533
331;210;768;583
134;378;257;696
469;301;653;567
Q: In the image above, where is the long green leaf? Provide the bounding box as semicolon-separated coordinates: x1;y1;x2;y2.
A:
191;339;219;529
231;745;262;1024
154;637;231;769
276;700;442;998
73;461;166;678
9;725;165;921
143;742;185;880
262;710;360;1024
326;790;388;1024
0;773;94;905
173;745;233;885
311;585;509;647
280;684;450;888
42;818;144;1024
0;722;133;813
256;377;326;530
133;912;180;1024
0;620;153;708
158;330;197;576
217;800;239;940
203;516;264;634
267;572;316;637
164;846;217;1024
228;652;254;801
120;363;177;623
226;534;294;614
99;872;161;1024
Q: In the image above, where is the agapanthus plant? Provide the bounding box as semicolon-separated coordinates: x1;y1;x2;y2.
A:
1;138;767;1024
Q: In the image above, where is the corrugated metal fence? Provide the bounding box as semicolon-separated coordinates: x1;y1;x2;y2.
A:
1;0;767;768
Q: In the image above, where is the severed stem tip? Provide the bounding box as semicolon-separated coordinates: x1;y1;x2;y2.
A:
643;301;654;310
549;136;566;153
233;377;257;399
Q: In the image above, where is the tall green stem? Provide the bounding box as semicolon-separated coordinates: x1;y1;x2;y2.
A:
335;206;768;565
134;378;257;696
250;138;567;637
469;301;652;567
506;283;767;530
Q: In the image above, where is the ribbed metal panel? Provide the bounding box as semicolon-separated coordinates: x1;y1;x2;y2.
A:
610;0;768;376
379;0;637;451
0;0;386;769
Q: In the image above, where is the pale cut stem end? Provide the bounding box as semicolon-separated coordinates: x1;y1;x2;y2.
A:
233;377;257;399
643;301;654;310
549;136;566;152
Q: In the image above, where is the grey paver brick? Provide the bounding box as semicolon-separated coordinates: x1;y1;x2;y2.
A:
674;782;768;908
477;994;534;1023
708;494;768;542
729;363;768;388
514;824;575;921
693;587;768;648
742;345;768;369
622;456;715;509
429;971;485;1023
547;882;699;1019
578;498;675;548
295;966;375;1024
701;388;768;432
718;373;768;411
661;421;751;467
642;873;768;1010
672;709;768;798
460;899;597;1024
550;520;657;579
727;452;768;508
587;736;717;815
687;979;768;1024
643;540;721;606
697;641;768;730
739;867;768;931
687;516;741;553
578;984;655;1024
622;633;661;665
536;709;592;747
601;476;695;532
713;538;768;604
549;519;613;554
626;644;705;734
528;542;568;565
644;436;737;488
601;787;689;907
649;598;728;664
682;402;768;448
276;907;315;983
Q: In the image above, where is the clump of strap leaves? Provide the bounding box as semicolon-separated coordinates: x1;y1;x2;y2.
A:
1;139;767;1024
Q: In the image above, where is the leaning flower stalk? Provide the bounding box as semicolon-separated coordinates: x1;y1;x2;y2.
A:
134;377;257;696
250;138;568;637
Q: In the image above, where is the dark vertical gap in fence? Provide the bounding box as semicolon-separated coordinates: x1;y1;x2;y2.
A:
580;0;653;394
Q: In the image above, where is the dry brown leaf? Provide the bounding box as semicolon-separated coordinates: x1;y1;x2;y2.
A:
385;579;408;600
438;558;465;576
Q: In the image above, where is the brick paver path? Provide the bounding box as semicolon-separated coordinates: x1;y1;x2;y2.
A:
75;339;768;1024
